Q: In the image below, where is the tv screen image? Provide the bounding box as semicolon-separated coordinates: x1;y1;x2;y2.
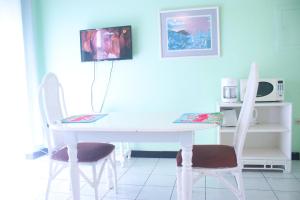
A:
80;25;132;62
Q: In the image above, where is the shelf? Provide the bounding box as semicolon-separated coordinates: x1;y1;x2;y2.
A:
218;101;291;172
220;123;289;133
218;102;291;108
243;148;289;160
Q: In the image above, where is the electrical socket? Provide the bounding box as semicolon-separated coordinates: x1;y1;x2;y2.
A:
296;119;300;125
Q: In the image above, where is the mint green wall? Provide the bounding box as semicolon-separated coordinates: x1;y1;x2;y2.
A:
32;0;300;152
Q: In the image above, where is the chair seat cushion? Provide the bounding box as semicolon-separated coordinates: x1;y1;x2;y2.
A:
176;145;237;168
51;143;115;163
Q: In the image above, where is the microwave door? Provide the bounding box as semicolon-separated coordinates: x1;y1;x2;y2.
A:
257;81;274;98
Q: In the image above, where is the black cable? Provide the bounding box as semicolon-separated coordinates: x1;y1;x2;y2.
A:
90;61;97;112
90;61;114;113
100;61;114;113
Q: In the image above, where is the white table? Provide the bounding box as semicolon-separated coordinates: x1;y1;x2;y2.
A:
51;112;216;200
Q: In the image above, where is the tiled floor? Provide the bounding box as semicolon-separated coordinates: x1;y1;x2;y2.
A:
14;157;300;200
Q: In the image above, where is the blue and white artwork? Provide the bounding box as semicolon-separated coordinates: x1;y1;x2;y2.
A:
167;15;212;51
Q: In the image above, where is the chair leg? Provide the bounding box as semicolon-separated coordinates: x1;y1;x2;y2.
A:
119;142;126;167
233;171;246;200
176;167;182;200
106;158;114;190
92;165;99;200
126;143;131;159
45;161;53;200
111;150;118;194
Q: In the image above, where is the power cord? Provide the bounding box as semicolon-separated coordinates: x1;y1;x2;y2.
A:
90;61;97;112
90;61;114;113
99;61;114;113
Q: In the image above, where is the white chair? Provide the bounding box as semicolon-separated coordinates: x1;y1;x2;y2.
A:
39;73;117;200
117;142;131;167
176;63;259;200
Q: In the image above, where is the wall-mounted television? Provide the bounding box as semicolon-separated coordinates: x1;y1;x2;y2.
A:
80;25;132;62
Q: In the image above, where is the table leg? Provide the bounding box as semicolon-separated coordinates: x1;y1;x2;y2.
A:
181;144;193;200
68;142;80;200
176;167;182;200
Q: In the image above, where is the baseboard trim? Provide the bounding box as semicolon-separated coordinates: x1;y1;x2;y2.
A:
131;151;300;160
131;150;177;158
25;147;48;159
25;149;300;161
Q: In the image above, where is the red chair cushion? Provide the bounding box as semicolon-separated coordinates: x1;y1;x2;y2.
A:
51;143;115;163
176;145;237;168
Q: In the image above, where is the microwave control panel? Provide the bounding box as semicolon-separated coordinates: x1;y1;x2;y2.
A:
277;80;284;97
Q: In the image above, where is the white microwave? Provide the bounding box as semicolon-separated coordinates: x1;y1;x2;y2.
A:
240;79;284;102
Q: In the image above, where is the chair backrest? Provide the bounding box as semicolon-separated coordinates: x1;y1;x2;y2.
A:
233;63;259;160
39;73;68;154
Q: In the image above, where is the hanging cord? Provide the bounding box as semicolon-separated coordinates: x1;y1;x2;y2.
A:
90;61;114;113
100;61;114;113
90;61;97;112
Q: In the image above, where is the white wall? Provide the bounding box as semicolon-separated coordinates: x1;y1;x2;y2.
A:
0;0;31;159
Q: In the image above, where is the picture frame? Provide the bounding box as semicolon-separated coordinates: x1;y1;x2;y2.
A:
160;7;220;58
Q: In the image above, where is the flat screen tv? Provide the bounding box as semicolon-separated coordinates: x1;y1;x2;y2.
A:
80;25;132;62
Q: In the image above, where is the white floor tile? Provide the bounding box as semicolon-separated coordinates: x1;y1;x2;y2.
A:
116;165;131;178
136;186;173;200
152;166;177;176
104;184;142;199
24;157;300;200
152;158;177;175
173;176;205;189
291;161;300;171
125;166;155;175
48;179;73;193
244;177;272;190
245;190;277;200
103;196;134;200
192;176;205;188
171;187;205;200
35;192;70;200
267;178;300;192
292;171;300;178
242;171;264;178
75;195;97;200
133;158;159;166
145;174;176;187
192;188;206;200
80;183;111;198
206;188;236;200
274;191;300;200
206;176;236;189
118;171;150;185
263;171;296;179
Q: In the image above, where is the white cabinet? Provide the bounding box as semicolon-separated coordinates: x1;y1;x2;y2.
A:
217;102;292;172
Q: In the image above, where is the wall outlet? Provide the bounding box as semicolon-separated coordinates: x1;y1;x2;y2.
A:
295;119;300;125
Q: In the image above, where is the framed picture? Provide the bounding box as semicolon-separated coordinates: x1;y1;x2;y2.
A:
160;7;220;58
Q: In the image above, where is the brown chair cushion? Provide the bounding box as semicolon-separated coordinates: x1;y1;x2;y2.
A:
51;143;115;163
176;145;237;168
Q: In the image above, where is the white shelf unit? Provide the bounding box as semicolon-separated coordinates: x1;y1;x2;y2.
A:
217;102;292;172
